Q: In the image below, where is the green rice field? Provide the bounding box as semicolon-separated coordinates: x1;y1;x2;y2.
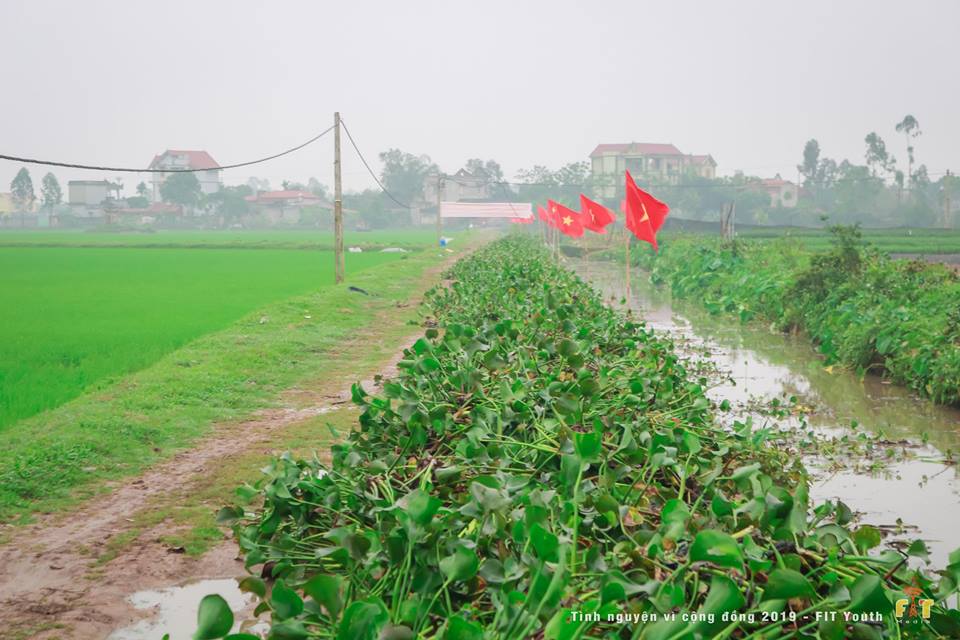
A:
0;243;406;430
0;228;442;250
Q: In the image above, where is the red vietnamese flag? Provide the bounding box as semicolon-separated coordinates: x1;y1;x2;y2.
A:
537;204;554;227
548;199;585;238
579;194;616;234
624;170;667;251
626;170;669;232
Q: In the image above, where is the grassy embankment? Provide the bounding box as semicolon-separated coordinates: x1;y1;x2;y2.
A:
198;237;960;640
632;228;960;406
0;238;464;524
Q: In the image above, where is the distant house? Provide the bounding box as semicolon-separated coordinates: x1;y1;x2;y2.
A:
149;150;222;201
422;169;494;204
751;174;798;208
68;180;121;207
0;193;16;215
589;143;717;197
245;190;334;224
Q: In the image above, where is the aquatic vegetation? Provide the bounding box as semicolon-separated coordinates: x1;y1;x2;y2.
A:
636;228;960;406
201;237;960;639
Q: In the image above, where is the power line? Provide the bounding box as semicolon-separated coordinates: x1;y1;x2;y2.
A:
338;117;410;209
0;125;335;173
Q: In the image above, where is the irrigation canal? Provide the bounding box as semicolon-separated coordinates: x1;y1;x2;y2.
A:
581;258;960;569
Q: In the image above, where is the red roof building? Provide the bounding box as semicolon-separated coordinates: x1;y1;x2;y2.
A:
149;149;223;202
750;174;798;208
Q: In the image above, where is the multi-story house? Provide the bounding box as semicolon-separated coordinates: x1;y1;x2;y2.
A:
589;142;717;198
148;150;222;201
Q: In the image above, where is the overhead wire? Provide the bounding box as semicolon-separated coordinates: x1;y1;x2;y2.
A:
338;117;411;209
0;125;336;173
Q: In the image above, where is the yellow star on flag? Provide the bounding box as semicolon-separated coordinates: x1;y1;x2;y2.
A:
562;215;573;225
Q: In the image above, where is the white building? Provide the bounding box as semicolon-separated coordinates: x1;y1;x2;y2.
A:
68;180;120;206
148;150;222;202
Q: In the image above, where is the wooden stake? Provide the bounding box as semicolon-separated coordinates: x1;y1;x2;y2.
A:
333;111;344;284
436;174;444;246
624;228;631;301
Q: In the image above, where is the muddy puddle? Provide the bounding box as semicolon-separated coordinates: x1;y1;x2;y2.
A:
580;259;960;567
108;578;265;640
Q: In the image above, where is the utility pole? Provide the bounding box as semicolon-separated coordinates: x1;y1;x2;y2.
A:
435;174;444;247
333;111;344;283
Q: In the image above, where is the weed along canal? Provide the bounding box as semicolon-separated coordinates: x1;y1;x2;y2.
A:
581;258;960;567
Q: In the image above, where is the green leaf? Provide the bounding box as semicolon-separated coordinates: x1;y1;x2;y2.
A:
380;625;415;640
729;463;761;481
237;576;265;598
482;351;508;370
689;529;743;570
558;339;579;358
530;522;559;562
852;526;882;552
440;546;480;582
907;539;930;562
193;594;233;640
404;489;441;526
270;579;304;620
847;574;892;614
268;620;310;639
711;494;733;517
835;500;853;525
444;615;483;640
304;574;343;619
694;575;746;635
573;430;602;461
337;597;389;640
659;498;690;540
215;506;244;525
762;568;816;601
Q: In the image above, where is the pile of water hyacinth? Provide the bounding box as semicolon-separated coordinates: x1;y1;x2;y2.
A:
193;236;960;640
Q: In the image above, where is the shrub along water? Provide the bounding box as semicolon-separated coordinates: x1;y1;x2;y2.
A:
195;236;959;639
635;227;960;407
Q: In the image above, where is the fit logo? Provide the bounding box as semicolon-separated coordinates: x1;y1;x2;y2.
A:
895;586;933;621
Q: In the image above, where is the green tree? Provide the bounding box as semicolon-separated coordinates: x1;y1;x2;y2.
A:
797;139;820;187
10;167;35;211
136;181;149;198
864;132;895;178
465;158;511;199
895;115;921;187
378;148;437;206
159;172;202;208
207;184;252;222
307;177;329;200
40;172;62;211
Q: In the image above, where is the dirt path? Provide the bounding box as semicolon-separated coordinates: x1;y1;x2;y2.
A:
0;253;465;640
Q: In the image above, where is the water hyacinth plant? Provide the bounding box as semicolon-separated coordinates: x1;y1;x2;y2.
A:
199;236;960;639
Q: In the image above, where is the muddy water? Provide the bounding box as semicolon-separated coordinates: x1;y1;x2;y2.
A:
108;579;265;640
580;259;960;567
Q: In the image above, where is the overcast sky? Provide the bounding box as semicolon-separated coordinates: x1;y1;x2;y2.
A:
1;0;957;195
